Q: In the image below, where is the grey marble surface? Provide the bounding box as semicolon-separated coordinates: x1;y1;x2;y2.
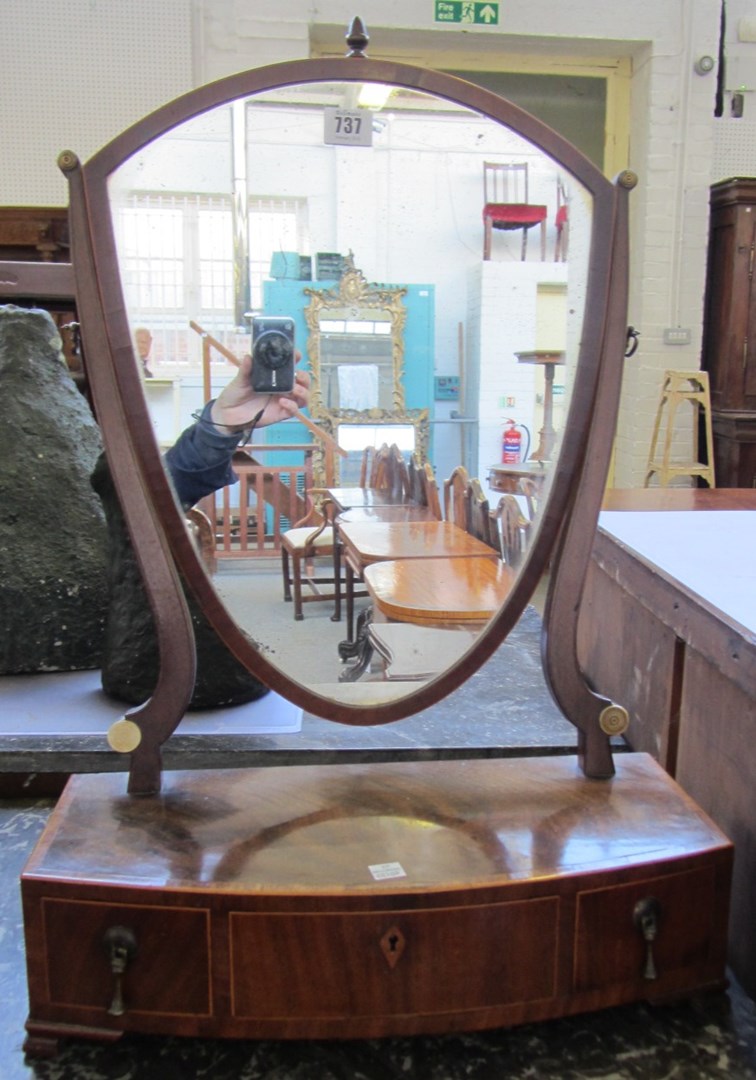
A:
0;607;582;775
3;798;756;1079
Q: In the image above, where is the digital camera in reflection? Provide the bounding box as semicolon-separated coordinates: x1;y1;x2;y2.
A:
251;316;295;393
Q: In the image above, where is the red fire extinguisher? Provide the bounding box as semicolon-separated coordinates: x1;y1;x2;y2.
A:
502;419;531;464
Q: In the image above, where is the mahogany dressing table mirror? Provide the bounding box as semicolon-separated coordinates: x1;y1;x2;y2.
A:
19;18;732;1057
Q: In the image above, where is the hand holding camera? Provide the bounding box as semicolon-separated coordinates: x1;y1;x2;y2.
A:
209;334;309;435
251;316;296;393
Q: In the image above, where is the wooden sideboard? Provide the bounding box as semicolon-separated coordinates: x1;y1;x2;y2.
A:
0;206;80;376
579;488;756;996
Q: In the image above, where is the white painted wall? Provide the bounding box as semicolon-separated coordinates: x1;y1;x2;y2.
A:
6;0;756;485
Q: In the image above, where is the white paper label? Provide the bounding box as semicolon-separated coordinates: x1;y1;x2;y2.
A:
368;861;407;881
324;107;373;147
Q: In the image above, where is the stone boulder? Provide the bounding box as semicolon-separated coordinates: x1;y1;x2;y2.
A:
0;305;108;673
91;454;269;710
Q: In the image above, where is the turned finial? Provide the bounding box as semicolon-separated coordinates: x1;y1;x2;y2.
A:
346;16;369;57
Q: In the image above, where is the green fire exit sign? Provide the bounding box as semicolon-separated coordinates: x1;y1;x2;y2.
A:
434;1;499;24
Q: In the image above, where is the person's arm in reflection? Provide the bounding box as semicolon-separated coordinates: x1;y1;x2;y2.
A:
164;353;310;507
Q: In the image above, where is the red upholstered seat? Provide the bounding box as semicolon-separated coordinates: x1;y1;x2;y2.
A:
482;162;548;261
483;203;548;226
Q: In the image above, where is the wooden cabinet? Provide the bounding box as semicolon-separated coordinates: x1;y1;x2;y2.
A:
702;178;756;486
0;206;82;378
21;757;732;1054
578;493;756;998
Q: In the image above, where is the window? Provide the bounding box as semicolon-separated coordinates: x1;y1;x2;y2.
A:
115;193;308;370
248;196;308;309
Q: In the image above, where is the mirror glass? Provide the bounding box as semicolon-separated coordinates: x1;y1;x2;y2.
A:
106;76;592;708
319;316;393;410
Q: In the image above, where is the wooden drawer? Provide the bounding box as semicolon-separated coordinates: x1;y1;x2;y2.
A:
40;898;212;1018
575;864;727;994
230;897;559;1019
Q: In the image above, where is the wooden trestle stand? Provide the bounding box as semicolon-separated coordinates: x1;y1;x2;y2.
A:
16;26;732;1058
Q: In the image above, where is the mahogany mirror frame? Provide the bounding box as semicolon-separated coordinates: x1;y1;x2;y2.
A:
59;48;634;794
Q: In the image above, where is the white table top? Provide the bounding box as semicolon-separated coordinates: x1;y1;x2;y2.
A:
0;669;302;736
598;510;756;635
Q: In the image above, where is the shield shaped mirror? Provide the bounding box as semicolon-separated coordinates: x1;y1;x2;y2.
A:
62;36;632;792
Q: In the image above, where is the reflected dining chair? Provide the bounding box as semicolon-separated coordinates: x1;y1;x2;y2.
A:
490;493;528;568
442;465;470;527
280;495;338;620
482;161;548;261
464;477;499;551
408;455;443;520
361;442;390;487
554;175;569;262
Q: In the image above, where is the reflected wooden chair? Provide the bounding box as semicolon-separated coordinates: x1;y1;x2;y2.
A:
359;445;376;487
185;507;216;574
483;162;548;261
361;442;391;487
443;465;470;527
409;455;442;519
385;443;410;500
490;494;528;568
554;175;569;262
280;495;338;620
340;554;515;681
464;477;498;551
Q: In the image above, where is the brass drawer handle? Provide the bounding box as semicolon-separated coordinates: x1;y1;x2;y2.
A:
103;926;137;1016
633;897;661;980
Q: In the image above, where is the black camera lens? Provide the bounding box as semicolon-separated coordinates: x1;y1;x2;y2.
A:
255;331;294;369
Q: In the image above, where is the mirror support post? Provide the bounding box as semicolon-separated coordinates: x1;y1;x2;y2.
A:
62;153;197;795
541;172;637;779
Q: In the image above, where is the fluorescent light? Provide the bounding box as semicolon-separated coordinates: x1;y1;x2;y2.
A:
357;83;392;109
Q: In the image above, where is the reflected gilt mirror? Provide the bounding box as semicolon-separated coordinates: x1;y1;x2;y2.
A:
62;20;633;793
305;261;407;414
304;260;429;483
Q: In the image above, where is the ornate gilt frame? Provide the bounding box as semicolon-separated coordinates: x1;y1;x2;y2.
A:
304;261;408;416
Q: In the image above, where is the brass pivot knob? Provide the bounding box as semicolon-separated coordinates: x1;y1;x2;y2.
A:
599;704;629;736
57;150;79;173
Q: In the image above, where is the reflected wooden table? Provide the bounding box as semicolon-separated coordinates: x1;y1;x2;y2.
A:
364;556;515;627
325;487;423;626
330;501;438;621
357;556;517;682
488;462;547;495
338;520;498;641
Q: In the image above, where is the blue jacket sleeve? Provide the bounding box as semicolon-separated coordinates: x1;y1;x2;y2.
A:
164;401;241;507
